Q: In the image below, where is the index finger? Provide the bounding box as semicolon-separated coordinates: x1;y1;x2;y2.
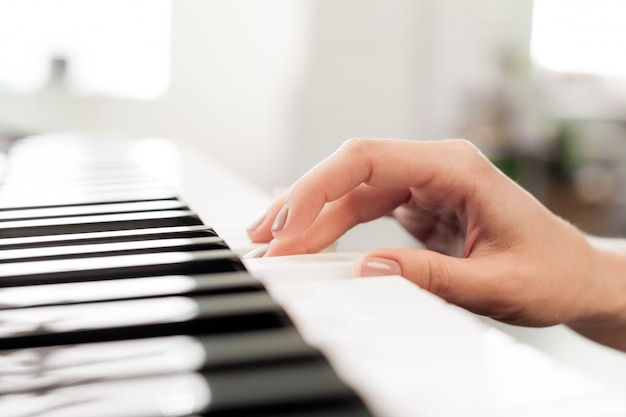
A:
272;138;493;240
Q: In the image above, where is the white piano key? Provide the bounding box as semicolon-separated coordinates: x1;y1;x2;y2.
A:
1;373;211;417
266;275;626;417
243;251;360;284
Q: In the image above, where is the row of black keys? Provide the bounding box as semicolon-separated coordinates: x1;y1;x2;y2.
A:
0;135;373;417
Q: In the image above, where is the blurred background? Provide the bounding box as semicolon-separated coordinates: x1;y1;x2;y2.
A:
1;0;626;394
1;0;626;236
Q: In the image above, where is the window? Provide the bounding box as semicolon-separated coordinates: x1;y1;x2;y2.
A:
0;0;170;99
531;0;626;77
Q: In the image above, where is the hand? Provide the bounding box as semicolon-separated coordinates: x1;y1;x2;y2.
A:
247;138;626;348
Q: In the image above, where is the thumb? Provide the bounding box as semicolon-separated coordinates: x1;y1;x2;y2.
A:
354;248;492;311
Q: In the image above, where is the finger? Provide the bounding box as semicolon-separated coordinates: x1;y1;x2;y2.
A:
247;189;289;243
272;138;495;241
354;248;520;320
266;185;410;256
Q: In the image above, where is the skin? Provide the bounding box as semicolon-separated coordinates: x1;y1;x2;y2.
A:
247;138;626;351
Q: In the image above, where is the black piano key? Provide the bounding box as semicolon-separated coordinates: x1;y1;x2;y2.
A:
0;327;321;395
0;188;180;210
0;236;230;263
0;250;246;287
206;401;374;417
0;225;218;250
202;358;361;413
0;210;203;238
195;327;322;370
0;292;291;350
0;199;188;221
0;271;263;309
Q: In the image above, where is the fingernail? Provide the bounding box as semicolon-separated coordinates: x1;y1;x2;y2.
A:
271;205;289;235
246;211;267;232
243;244;268;259
360;257;402;277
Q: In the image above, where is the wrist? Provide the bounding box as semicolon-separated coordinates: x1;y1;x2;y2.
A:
567;236;626;351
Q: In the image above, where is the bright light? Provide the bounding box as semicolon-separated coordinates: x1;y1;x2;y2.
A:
531;0;626;77
0;0;170;99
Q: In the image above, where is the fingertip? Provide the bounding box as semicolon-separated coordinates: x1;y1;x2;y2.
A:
355;255;403;277
270;204;289;238
242;244;268;259
247;193;291;242
356;249;459;297
262;239;278;256
246;210;277;243
263;238;294;257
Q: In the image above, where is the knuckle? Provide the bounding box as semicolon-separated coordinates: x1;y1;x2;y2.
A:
449;139;484;161
339;137;374;154
448;138;478;152
422;255;452;296
446;139;495;177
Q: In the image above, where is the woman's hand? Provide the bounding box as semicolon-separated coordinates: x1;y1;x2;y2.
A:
247;138;626;350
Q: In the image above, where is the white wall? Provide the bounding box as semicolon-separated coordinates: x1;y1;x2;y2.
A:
291;0;536;175
0;0;312;190
0;0;534;190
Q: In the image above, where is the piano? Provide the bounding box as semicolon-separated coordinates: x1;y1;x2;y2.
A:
0;133;624;417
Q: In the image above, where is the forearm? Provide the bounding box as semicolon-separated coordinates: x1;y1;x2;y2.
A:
567;236;626;352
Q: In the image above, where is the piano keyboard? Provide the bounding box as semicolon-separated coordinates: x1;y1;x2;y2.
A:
0;134;374;417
